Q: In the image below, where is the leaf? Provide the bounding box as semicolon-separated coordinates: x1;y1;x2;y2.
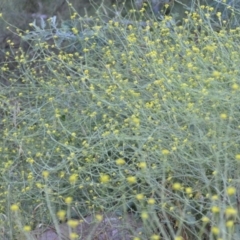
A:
50;16;57;29
40;17;46;30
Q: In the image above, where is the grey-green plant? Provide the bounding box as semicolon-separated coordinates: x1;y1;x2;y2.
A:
1;1;240;240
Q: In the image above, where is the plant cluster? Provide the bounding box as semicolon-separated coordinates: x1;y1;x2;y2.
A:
1;1;240;239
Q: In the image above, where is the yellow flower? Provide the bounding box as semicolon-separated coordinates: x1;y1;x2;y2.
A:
226;220;234;228
69;174;78;184
136;193;144;200
212;71;221;78
116;158;126;165
69;232;78;239
100;174;110;183
169;206;174;211
211;195;218;200
71;27;78;35
150;234;160;240
172;182;181;190
232;83;239;90
95;214;103;222
42;170;49;179
23;225;31;232
36;183;43;189
71;132;76;137
220;113;227;120
10;204;19;212
141;211;148;219
227;187;236;196
148;198;156;205
211;226;219;235
235;154;240;160
67;219;79;228
175;237;183;240
132;117;140;126
26;157;34;164
65;197;73;204
57;210;66;221
127;176;137;184
202;216;210;223
211;206;220;213
138;162;147;169
59;171;65;178
225;207;237;217
216;12;221;18
212;170;217;175
185;187;192;194
162;149;170;155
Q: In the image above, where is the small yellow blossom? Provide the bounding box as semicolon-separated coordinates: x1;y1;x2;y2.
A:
211;206;220;213
42;170;49;179
138;162;147;169
71;27;78;35
100;174;110;183
57;210;66;221
216;12;221;18
211;226;219;235
36;183;43;189
169;206;174;211
116;158;126;165
212;71;221;78
232;83;239;90
235;154;240;160
10;204;19;212
211;195;218;200
212;171;217;175
141;211;148;219
185;187;192;194
69;232;78;239
172;182;182;190
202;216;210;223
175;237;183;240
226;220;234;228
23;225;31;232
136;193;144;200
59;171;65;178
150;234;160;240
227;187;236;195
220;113;227;120
95;214;103;222
71;132;76;137
127;176;137;184
65;197;73;204
26;157;34;164
225;206;237;217
67;219;79;228
132;116;140;126
69;174;78;184
162;149;170;155
148;198;156;205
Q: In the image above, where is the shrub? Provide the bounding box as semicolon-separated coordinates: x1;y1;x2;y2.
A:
1;1;240;239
